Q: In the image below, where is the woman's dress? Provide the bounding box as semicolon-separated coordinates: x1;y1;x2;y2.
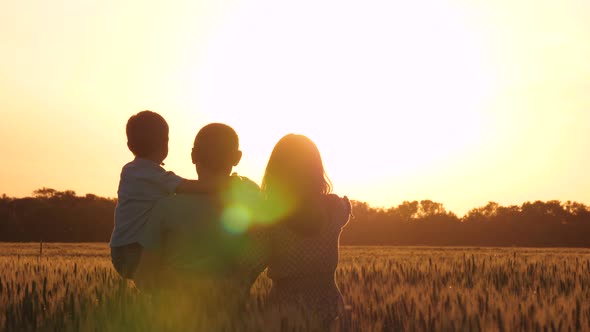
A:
267;194;351;323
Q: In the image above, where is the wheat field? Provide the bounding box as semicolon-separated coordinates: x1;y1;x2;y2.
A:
1;243;589;331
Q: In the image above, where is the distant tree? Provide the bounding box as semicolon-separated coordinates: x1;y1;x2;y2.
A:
418;200;446;217
55;190;76;199
397;201;419;222
33;188;58;198
85;194;98;200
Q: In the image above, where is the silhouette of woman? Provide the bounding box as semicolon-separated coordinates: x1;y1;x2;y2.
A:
261;134;352;327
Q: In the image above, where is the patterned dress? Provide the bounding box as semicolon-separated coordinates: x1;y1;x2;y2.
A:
266;194;352;324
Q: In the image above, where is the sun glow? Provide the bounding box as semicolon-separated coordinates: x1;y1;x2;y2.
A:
189;0;497;192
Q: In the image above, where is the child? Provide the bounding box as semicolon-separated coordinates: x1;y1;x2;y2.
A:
109;110;215;279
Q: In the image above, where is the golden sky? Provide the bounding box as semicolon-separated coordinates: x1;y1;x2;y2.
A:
1;0;589;215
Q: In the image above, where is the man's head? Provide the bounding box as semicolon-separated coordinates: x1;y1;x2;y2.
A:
126;111;169;163
192;123;242;176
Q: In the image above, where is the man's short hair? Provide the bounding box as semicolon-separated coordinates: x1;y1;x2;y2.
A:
193;123;239;171
126;111;169;157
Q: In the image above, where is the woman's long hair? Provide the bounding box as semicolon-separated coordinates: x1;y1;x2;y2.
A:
261;134;333;235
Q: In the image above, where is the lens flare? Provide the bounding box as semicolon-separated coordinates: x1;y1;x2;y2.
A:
219;176;263;232
221;204;251;234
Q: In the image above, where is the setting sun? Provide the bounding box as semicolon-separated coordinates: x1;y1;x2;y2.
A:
190;0;495;188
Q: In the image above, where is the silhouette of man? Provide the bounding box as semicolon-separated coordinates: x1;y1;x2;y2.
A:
134;123;265;310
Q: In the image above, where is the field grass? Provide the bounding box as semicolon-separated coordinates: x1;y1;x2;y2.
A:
1;243;590;331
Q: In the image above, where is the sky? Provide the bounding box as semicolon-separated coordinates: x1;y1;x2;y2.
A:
1;0;589;216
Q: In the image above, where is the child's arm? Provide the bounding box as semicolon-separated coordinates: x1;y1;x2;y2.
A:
175;178;228;194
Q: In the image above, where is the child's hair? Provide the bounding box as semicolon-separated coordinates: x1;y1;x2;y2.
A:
126;111;169;158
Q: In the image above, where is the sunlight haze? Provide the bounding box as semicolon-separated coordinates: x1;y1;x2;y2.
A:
1;0;589;215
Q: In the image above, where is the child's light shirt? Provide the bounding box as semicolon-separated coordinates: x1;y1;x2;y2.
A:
109;158;183;247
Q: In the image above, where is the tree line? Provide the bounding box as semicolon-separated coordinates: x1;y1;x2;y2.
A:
1;188;589;247
343;200;590;247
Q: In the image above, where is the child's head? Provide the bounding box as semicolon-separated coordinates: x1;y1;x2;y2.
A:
126;111;169;163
